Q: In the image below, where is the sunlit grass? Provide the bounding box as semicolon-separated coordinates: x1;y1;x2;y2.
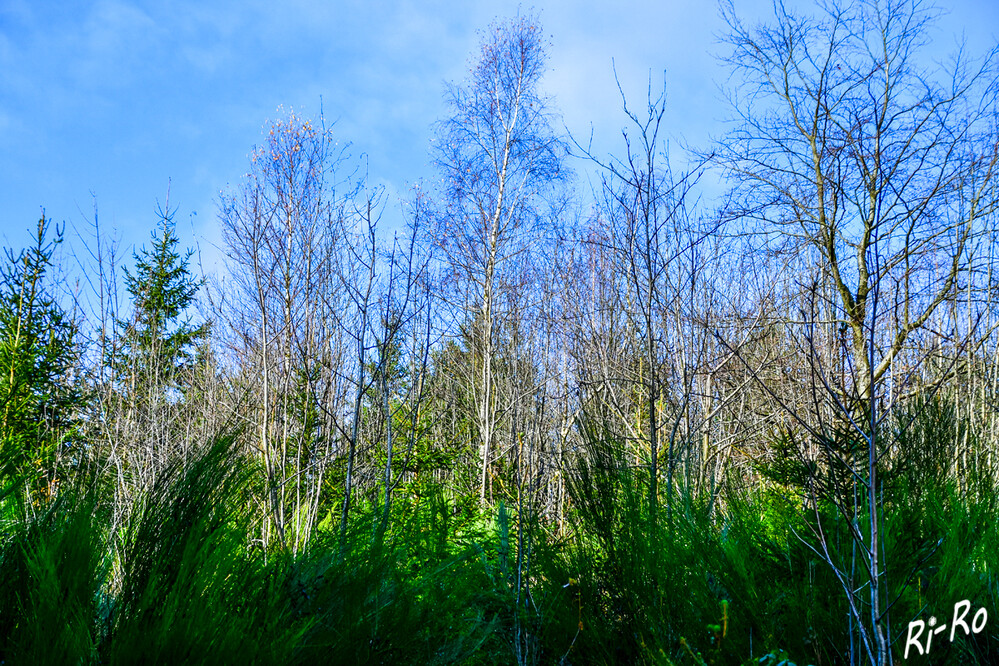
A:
1;402;997;664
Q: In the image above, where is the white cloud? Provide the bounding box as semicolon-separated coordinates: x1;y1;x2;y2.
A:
70;1;160;87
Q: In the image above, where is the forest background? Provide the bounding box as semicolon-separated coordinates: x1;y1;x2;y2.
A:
3;1;999;664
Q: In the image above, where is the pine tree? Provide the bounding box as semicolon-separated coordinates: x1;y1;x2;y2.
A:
108;206;209;485
0;216;80;502
116;207;208;399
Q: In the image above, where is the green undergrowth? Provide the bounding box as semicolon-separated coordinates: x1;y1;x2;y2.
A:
1;401;996;664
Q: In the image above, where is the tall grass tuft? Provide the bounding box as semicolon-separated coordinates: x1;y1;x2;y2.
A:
105;433;307;665
559;421;735;663
0;486;107;664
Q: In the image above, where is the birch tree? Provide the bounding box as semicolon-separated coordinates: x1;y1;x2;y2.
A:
219;110;348;550
432;15;568;504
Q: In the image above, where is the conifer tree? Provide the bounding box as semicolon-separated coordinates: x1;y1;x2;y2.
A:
111;206;208;483
116;206;207;399
0;216;80;502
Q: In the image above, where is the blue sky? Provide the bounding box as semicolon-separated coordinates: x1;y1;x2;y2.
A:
1;0;997;278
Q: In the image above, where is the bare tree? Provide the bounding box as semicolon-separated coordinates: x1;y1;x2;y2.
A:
372;209;434;533
219;109;349;551
573;72;727;519
717;0;999;408
716;0;999;661
335;188;380;549
431;14;569;504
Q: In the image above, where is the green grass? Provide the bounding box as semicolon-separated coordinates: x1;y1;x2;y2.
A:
1;401;996;664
